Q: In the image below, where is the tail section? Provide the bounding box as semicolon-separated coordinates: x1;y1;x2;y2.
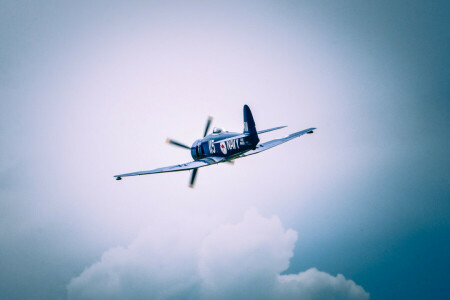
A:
243;105;260;148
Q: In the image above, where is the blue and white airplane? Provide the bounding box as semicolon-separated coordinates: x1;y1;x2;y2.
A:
114;105;315;187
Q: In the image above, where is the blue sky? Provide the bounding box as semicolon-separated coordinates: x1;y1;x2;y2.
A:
1;1;449;299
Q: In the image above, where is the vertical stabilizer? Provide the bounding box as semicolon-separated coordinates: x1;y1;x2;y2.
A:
243;105;260;147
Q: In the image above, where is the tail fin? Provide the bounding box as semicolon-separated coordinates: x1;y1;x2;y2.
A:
243;105;260;147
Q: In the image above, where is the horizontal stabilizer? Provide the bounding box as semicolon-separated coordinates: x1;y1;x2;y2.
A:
257;126;287;134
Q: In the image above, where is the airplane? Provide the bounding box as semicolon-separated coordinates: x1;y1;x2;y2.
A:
114;105;315;187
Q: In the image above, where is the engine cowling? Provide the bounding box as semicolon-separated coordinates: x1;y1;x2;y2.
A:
190;139;202;160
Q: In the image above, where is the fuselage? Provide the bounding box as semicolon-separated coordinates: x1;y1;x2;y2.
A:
190;131;256;161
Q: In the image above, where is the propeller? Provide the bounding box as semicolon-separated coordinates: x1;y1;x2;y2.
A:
189;168;198;188
167;116;214;188
166;138;190;150
203;116;213;137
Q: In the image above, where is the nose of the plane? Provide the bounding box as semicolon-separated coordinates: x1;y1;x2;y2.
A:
190;139;202;160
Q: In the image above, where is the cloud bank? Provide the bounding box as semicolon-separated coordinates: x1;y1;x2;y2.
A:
67;209;369;299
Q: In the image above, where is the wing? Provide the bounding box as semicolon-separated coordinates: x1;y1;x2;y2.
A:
257;125;287;134
114;156;225;180
234;127;316;159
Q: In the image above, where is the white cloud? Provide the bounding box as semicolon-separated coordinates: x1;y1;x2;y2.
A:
277;269;369;300
67;209;369;300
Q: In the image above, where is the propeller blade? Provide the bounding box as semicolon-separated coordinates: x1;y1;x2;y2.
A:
166;138;190;150
189;168;198;188
203;116;213;137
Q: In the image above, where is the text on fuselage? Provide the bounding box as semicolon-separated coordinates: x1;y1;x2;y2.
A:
208;138;240;154
225;139;239;151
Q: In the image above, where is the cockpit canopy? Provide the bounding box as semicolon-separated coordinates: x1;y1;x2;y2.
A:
212;127;223;134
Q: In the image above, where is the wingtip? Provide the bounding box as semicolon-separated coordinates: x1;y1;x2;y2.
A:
307;127;316;134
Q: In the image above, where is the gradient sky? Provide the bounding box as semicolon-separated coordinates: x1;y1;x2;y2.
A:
1;1;449;299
